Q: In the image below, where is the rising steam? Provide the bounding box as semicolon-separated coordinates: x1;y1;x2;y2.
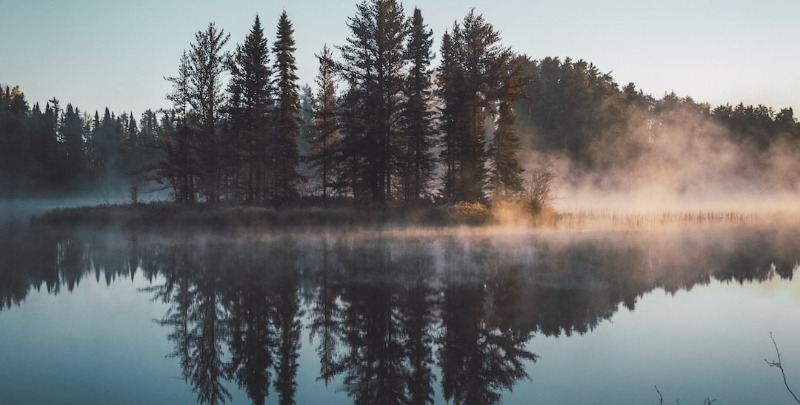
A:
521;98;800;214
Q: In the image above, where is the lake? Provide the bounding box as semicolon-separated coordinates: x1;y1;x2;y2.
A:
1;222;799;405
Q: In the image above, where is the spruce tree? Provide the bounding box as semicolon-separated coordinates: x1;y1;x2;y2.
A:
139;109;160;148
436;31;464;203
309;45;339;204
339;0;408;204
135;109;163;189
228;15;273;204
124;111;139;174
297;84;315;181
59;103;85;186
270;11;301;204
188;22;229;204
490;102;524;198
437;11;513;203
26;102;56;188
43;100;61;186
162;51;196;203
400;8;435;203
490;54;531;199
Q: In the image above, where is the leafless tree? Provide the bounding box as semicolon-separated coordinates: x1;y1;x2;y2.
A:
766;332;800;404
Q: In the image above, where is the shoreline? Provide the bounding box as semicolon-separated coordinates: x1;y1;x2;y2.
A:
29;202;800;232
31;202;487;230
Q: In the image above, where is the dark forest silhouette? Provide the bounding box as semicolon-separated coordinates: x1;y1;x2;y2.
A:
2;0;798;206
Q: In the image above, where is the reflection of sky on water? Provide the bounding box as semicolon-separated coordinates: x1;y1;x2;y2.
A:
0;227;798;405
521;277;800;405
0;275;215;405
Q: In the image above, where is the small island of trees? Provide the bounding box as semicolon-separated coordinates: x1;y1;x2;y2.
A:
2;0;799;224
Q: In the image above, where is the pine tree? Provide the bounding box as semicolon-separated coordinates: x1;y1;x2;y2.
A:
123;111;139;174
103;109;123;183
27;101;59;188
490;54;531;199
490;102;524;198
339;0;408;204
162;51;197;203
86;111;102;177
297;84;315;184
309;45;339;204
36;100;61;187
189;22;229;204
400;8;435;203
436;31;464;203
59;103;86;186
437;11;513;203
139;109;160;148
270;11;302;204
228;15;273;204
134;109;163;190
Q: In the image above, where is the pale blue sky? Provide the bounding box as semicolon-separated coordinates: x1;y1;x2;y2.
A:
2;1;798;116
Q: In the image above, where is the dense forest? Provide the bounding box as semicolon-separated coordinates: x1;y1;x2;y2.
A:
2;0;799;207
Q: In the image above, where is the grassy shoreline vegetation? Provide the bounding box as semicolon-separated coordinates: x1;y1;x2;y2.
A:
32;201;800;232
31;201;513;229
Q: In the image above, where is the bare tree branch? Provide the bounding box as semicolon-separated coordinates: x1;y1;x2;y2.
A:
526;161;555;212
655;385;714;405
655;385;663;405
766;332;800;404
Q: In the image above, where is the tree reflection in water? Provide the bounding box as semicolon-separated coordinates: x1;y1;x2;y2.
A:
1;227;798;404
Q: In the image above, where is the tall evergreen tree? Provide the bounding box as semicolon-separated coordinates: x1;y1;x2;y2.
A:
437;11;512;203
23;101;58;189
139;109;160;148
490;54;531;198
270;11;302;204
59;103;86;186
436;32;465;203
489;102;524;198
339;0;408;204
297;84;316;185
92;108;123;187
228;15;273;204
86;111;102;177
189;22;230;204
162;51;197;203
122;111;139;174
309;45;339;204
126;112;139;147
400;8;435;203
39;100;61;186
134;109;163;190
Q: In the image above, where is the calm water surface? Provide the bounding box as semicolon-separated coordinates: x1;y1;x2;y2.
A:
1;223;799;405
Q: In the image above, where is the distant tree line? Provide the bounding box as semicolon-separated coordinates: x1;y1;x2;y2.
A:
0;86;160;197
516;56;800;174
2;0;799;204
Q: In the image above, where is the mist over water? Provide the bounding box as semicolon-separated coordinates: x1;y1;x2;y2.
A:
543;118;800;214
1;223;799;404
516;60;800;216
